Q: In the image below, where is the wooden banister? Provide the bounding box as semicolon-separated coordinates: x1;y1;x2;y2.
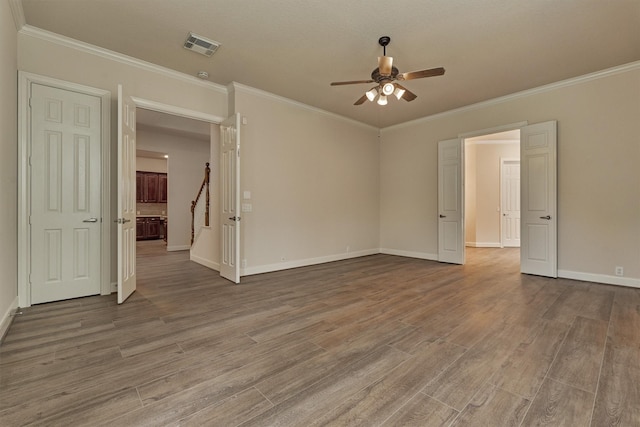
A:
191;162;210;245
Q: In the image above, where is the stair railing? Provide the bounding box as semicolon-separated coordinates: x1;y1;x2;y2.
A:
190;162;210;245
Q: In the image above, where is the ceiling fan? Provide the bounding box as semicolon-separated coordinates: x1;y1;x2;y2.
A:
330;36;445;105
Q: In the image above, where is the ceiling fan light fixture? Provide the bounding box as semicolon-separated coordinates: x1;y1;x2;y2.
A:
365;87;378;102
382;83;395;96
377;94;388;106
394;86;406;100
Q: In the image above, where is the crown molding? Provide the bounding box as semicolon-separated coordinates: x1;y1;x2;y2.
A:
9;0;25;30
228;82;379;132
382;60;640;132
18;25;228;94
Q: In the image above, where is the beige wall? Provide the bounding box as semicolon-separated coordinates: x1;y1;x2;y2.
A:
232;85;380;273
0;0;18;334
466;142;520;246
137;156;168;173
17;28;228;282
137;127;211;250
380;66;640;282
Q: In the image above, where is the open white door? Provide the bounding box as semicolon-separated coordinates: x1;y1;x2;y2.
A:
501;159;521;248
220;113;241;283
520;121;557;277
438;138;465;264
117;85;137;302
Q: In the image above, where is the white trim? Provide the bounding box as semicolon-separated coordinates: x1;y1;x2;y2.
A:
167;245;191;252
241;249;380;276
9;0;25;30
131;97;225;124
379;248;439;261
18;72;111;307
0;297;19;344
190;254;220;271
382;61;640;132
229;82;379;132
18;25;228;94
558;270;640;289
466;242;501;248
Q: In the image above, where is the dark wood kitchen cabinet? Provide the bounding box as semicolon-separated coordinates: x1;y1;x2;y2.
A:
136;217;162;240
158;173;168;203
136;171;166;203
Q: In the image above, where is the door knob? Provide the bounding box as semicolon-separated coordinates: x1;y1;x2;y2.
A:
83;218;98;223
228;216;241;222
439;214;446;218
539;215;551;220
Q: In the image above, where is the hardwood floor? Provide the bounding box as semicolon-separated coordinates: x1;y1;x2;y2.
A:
1;242;639;426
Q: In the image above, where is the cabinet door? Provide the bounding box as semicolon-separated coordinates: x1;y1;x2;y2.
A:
144;173;159;203
158;173;168;203
136;172;144;203
147;218;160;239
136;218;145;240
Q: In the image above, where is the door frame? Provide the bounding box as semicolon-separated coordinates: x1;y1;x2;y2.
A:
450;122;528;265
18;72;111;307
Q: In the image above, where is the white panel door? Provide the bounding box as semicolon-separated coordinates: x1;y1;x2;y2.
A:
521;121;557;277
438;139;465;264
30;84;102;304
501;160;521;247
220;113;241;283
117;85;137;303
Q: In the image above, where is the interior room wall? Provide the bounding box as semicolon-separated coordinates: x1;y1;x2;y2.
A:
232;84;380;274
0;0;19;337
380;65;640;284
17;28;228;281
466;142;520;247
137;156;167;173
189;124;221;270
136;127;211;251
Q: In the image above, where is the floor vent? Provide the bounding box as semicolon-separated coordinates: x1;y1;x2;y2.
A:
183;32;220;57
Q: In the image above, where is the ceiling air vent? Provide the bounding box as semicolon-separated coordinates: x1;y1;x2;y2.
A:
183;32;220;57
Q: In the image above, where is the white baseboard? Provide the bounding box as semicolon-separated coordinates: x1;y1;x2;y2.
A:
1;296;19;344
241;249;379;276
378;248;438;261
558;270;640;289
190;253;220;271
465;242;501;248
167;245;190;252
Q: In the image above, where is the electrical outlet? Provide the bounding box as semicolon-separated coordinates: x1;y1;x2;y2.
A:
615;266;624;276
241;259;247;268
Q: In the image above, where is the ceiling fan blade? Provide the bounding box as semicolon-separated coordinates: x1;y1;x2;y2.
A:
378;56;393;76
395;83;417;102
330;79;375;86
399;67;445;81
354;94;368;105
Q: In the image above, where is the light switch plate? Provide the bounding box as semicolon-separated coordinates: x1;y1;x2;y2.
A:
243;190;251;200
242;203;252;212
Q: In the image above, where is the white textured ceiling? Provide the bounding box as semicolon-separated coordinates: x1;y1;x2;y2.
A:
20;0;640;128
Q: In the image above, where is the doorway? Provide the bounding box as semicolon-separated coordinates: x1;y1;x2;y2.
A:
133;106;219;271
464;129;521;264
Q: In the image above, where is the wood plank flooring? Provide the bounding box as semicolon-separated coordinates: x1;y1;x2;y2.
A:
1;242;639;426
